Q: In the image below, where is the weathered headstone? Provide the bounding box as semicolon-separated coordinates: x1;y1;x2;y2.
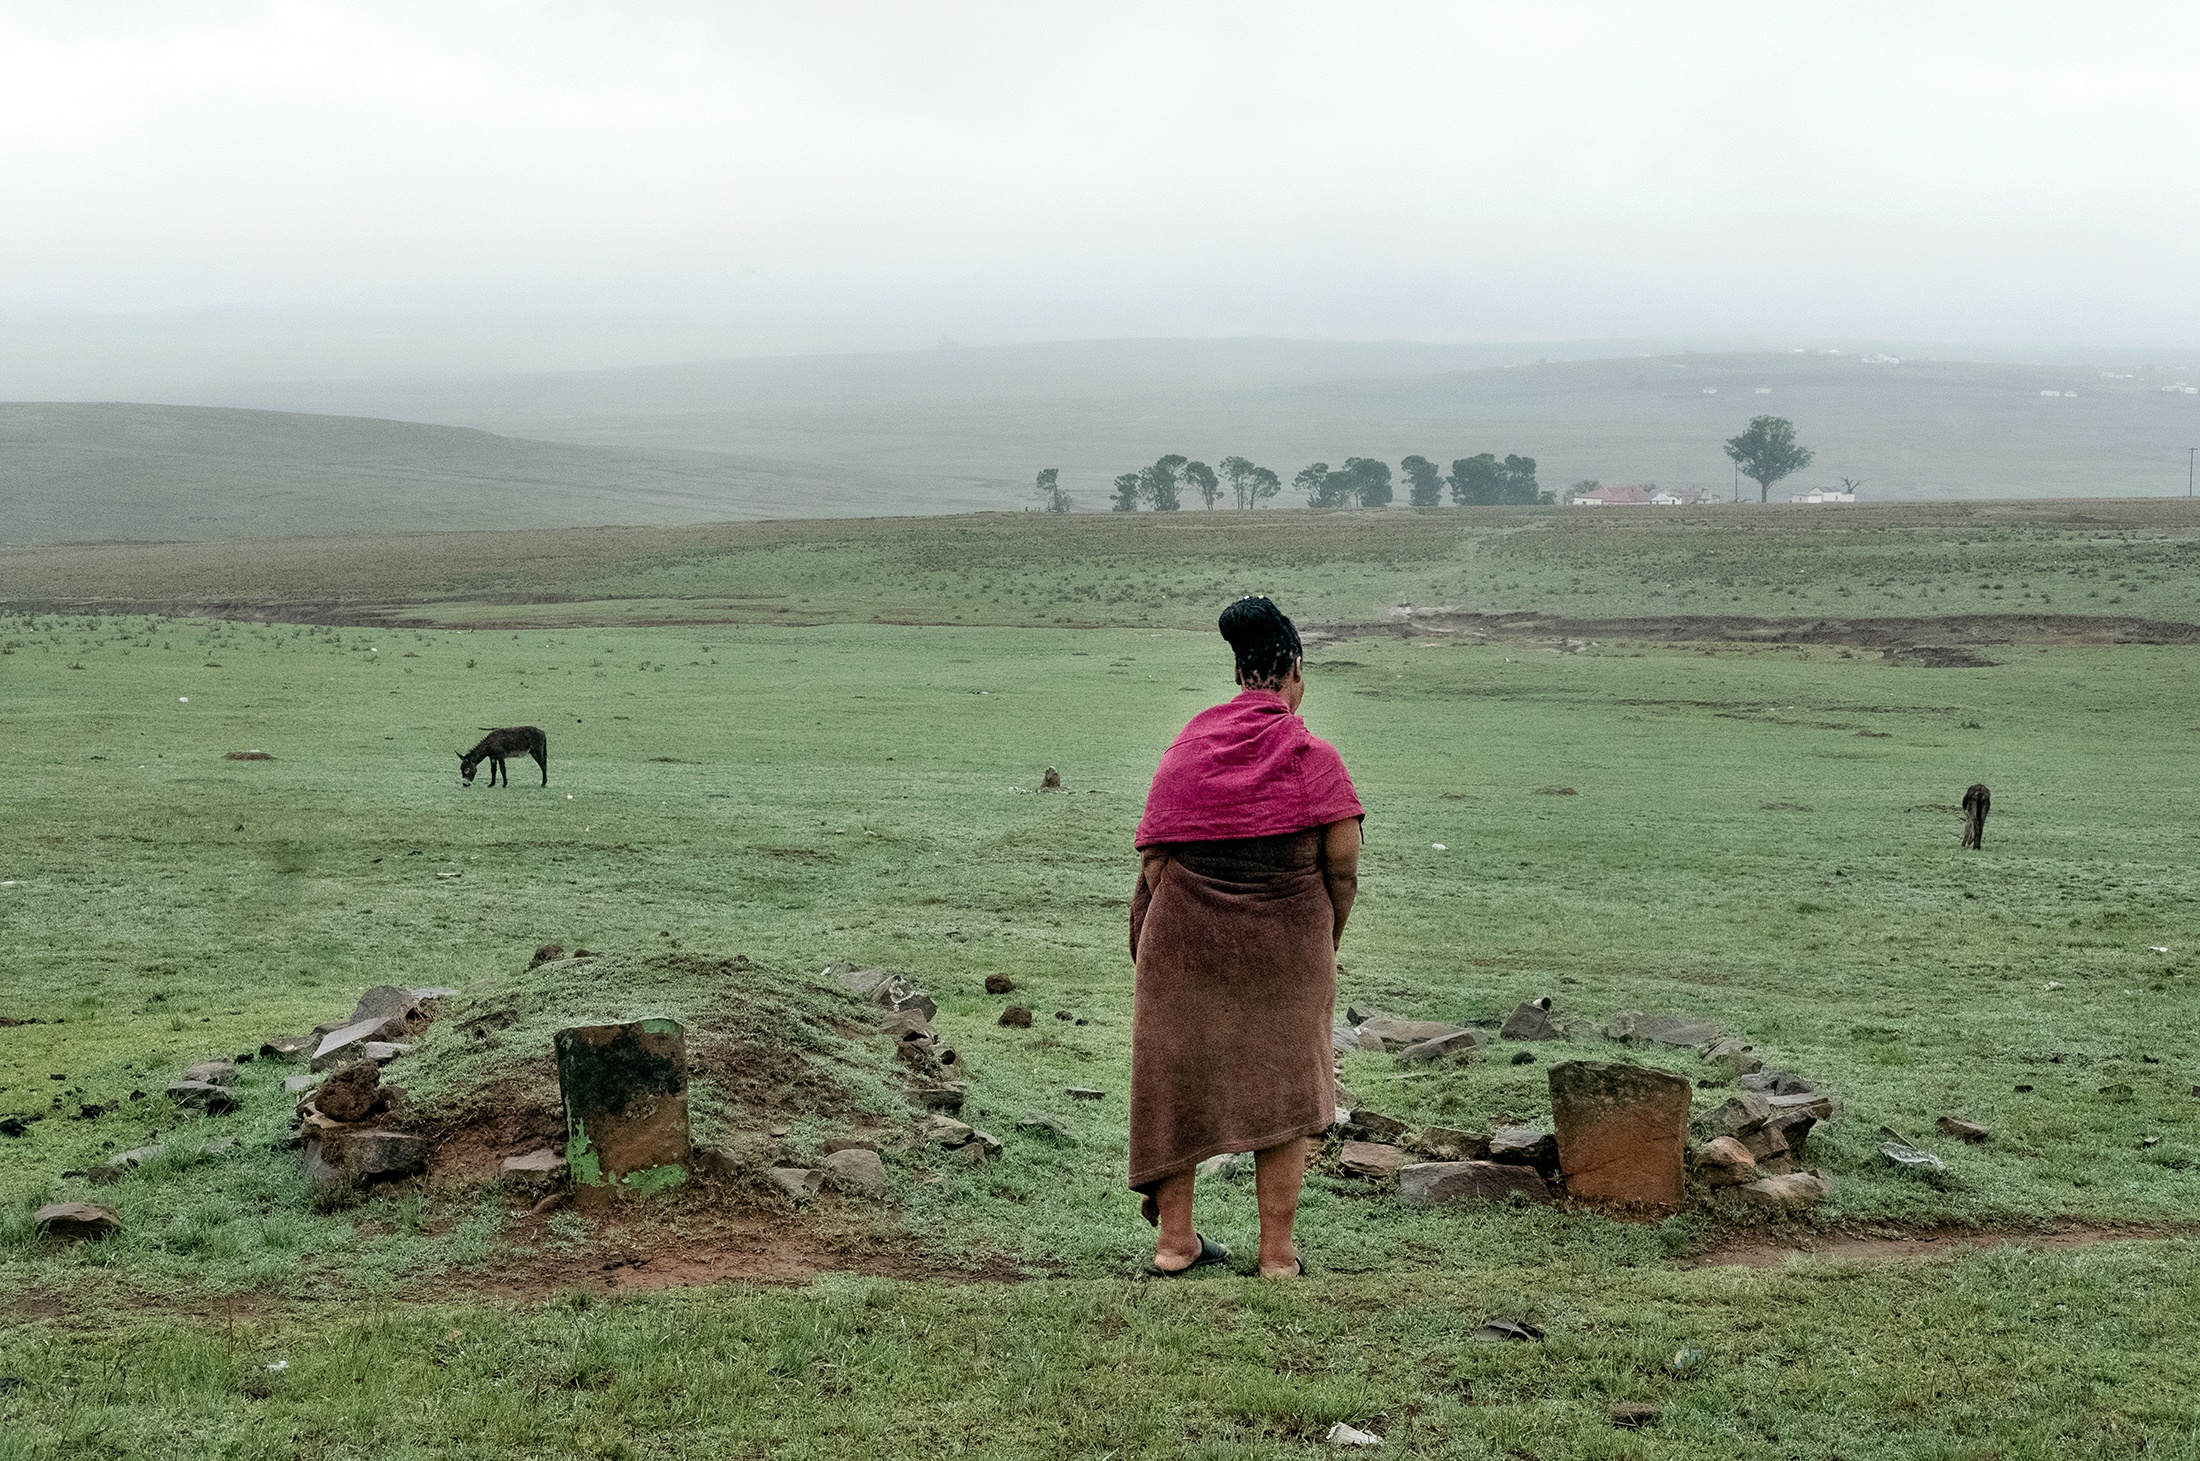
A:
554;1019;690;1194
1398;1160;1551;1206
1549;1060;1691;1207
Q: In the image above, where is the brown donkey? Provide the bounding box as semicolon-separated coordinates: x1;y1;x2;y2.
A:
460;727;548;787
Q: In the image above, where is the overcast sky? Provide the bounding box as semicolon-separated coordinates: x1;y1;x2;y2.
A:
5;2;2199;379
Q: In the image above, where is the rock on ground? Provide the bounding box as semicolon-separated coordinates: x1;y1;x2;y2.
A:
1487;1125;1560;1176
35;1203;121;1240
352;984;425;1027
1499;1000;1559;1041
182;1060;239;1086
167;1079;238;1114
984;974;1017;994
315;1061;384;1123
1197;1152;1253;1180
1412;1126;1492;1162
259;1035;313;1062
998;1006;1034;1028
1550;1060;1691;1207
770;1167;824;1198
820;1147;889;1196
1398;1160;1551;1206
1691;1136;1759;1186
1397;1029;1482;1065
1741;1171;1832;1208
1357;1016;1467;1050
1338;1140;1407;1179
1342;1109;1409;1144
1937;1116;1990;1144
340;1130;428;1180
501;1147;567;1176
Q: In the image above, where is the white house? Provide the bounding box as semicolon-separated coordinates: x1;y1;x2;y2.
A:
1571;485;1654;507
1789;489;1857;504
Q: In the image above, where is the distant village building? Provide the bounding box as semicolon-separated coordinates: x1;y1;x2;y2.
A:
1570;485;1654;506
1789;489;1857;504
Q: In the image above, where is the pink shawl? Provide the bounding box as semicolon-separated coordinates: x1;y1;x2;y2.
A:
1134;689;1364;847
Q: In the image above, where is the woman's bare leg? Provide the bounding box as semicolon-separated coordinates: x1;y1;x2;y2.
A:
1149;1170;1201;1271
1253;1138;1310;1276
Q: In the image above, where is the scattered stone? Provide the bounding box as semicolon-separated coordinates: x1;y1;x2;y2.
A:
181;1060;239;1086
528;1191;569;1217
1487;1125;1560;1176
985;974;1017;995
1338;1141;1408;1179
0;1116;36;1137
259;1035;312;1063
1333;1024;1386;1053
1509;1050;1536;1066
1040;767;1062;791
554;1019;691;1191
769;1166;824;1198
352;985;426;1029
1197;1152;1253;1180
1690;1136;1758;1186
1469;1319;1545;1342
409;986;460;1002
832;967;912;1006
1741;1171;1832;1208
1609;1403;1661;1429
1015;1112;1073;1142
1342;1109;1409;1144
341;1130;428;1179
896;992;939;1021
884;1008;935;1042
1325;1421;1382;1447
1398;1160;1551;1206
925;1115;977;1147
529;943;565;968
824;1137;882;1154
501;1147;567;1176
1398;1028;1482;1065
1066;1086;1105;1101
911;1081;967;1113
359;1041;412;1064
1701;1037;1764;1078
1878;1127;1946;1173
315;1061;384;1122
1412;1127;1491;1162
1709;1091;1773;1137
1738;1070;1813;1096
1551;1061;1692;1206
166;1079;239;1115
311;1016;398;1071
35;1203;121;1240
998;1006;1034;1028
961;1129;1004;1161
1359;1017;1468;1050
1603;1011;1721;1048
1499;999;1559;1041
820;1146;889;1196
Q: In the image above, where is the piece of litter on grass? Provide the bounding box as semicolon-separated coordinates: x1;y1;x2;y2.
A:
265;1360;288;1371
1325;1422;1382;1447
1878;1125;1947;1172
2150;946;2170;954
567;794;574;799
178;697;188;703
1431;843;1447;851
1470;1319;1544;1343
2042;981;2064;991
436;872;461;880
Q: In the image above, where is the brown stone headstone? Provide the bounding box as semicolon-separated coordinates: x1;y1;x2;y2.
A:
555;1019;690;1194
1550;1060;1692;1207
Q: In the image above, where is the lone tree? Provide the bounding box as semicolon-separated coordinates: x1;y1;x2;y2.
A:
1182;459;1221;510
1033;467;1070;513
1248;464;1281;507
1111;472;1142;512
1340;457;1392;507
1400;455;1445;507
1724;416;1814;503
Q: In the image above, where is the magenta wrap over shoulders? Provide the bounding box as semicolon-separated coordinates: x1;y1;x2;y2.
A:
1133;689;1364;847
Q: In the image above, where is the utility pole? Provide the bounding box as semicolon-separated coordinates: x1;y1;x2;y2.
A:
1733;463;1740;503
2189;446;2194;498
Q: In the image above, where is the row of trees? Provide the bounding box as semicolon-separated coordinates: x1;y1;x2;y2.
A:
1032;416;1816;511
1034;451;1547;512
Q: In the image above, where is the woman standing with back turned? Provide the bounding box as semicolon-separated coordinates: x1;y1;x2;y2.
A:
1129;596;1364;1277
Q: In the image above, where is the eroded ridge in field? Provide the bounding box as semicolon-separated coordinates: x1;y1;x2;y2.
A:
1322;607;2200;653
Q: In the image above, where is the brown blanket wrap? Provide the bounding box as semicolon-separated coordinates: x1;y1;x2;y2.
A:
1128;830;1336;1194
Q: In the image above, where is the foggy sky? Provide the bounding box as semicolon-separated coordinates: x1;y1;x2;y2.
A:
5;2;2199;381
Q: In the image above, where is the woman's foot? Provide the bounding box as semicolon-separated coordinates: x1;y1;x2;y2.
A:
1147;1233;1229;1276
1258;1250;1305;1279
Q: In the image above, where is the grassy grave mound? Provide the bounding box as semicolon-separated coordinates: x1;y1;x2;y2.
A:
393;950;909;1198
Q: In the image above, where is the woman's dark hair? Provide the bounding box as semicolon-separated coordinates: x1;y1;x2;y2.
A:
1219;596;1302;688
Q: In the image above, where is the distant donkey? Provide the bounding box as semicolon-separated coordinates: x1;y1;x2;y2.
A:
1960;783;1990;850
459;727;548;787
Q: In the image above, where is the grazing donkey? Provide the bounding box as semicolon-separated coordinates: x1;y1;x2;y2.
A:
1960;783;1990;850
459;727;548;787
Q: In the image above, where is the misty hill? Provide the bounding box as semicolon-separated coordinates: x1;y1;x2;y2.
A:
188;341;2200;506
0;403;982;547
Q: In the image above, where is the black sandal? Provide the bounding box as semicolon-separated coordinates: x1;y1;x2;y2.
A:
1146;1233;1230;1276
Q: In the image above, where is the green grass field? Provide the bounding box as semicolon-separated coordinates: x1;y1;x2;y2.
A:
4;506;2199;1456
